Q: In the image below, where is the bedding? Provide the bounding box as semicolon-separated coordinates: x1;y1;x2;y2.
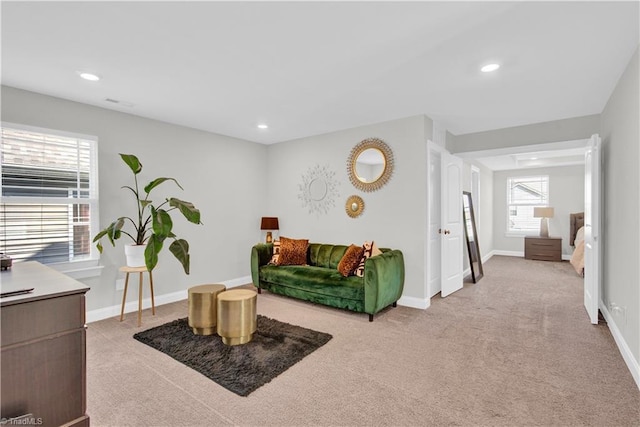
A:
570;212;585;276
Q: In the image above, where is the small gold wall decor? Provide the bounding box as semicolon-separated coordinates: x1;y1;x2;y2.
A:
347;137;394;192
345;195;365;218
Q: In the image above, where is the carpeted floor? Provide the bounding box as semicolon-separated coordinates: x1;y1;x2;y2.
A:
133;315;332;396
86;256;640;426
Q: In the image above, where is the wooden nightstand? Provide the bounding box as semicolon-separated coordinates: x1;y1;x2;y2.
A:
524;236;562;261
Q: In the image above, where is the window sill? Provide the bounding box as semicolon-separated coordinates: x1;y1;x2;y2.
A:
49;259;104;280
504;231;538;238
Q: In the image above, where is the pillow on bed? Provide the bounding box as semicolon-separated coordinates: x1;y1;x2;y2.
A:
575;226;585;244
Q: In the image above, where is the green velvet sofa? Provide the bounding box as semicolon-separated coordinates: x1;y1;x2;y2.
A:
251;243;405;321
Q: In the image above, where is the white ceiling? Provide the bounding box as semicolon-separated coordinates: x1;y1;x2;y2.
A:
2;2;638;145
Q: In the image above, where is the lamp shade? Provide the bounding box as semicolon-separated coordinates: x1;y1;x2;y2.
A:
260;217;279;230
533;207;554;218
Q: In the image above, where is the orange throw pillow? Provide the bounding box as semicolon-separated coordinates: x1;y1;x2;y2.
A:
337;244;365;277
277;236;309;266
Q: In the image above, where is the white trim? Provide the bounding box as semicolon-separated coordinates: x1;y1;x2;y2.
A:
482;251;495;263
492;250;524;257
221;275;252;288
398;295;430;310
463;267;471;277
86;275;253;323
49;259;103;279
600;302;640;390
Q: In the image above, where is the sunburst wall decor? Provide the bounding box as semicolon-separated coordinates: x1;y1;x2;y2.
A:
298;164;340;215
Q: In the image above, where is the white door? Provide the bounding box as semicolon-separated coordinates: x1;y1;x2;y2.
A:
441;152;464;297
428;146;442;297
584;134;601;324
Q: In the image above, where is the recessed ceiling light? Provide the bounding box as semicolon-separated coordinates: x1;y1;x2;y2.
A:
530;157;538;160
257;124;268;129
481;63;500;73
78;71;101;81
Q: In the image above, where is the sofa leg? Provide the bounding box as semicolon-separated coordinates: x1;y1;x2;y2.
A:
369;314;374;322
392;301;397;307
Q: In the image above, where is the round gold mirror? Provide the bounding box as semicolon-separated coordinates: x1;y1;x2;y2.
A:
345;195;365;218
347;138;394;192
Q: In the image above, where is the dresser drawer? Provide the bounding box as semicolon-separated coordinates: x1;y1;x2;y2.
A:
524;237;562;261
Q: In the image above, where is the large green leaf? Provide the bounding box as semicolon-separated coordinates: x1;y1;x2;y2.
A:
169;239;190;274
152;208;173;238
143;177;183;194
169;198;201;224
144;234;164;271
119;154;142;174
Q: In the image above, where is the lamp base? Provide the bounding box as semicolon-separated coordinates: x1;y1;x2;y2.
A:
539;218;549;238
265;231;273;243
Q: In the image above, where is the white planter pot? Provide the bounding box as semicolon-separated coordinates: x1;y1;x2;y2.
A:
124;244;147;268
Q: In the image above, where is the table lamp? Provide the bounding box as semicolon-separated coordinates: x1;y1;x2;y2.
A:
260;217;279;243
533;207;554;238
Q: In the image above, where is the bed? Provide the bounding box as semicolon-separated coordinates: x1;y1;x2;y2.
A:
569;212;585;276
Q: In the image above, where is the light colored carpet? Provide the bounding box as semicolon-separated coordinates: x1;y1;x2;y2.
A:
86;256;640;426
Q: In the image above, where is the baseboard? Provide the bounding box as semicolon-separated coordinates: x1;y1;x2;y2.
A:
398;295;430;310
491;250;524;257
482;251;495;263
561;254;571;261
86;275;253;323
600;302;640;390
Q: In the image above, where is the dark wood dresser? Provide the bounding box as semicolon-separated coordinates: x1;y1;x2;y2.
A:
1;262;90;427
524;236;562;262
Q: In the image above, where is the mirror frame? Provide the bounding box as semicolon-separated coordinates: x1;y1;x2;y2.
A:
463;191;483;283
347;138;394;192
345;195;365;218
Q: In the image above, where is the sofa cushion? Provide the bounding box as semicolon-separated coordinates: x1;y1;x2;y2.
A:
277;236;309;266
337;244;364;277
310;244;348;269
259;265;364;301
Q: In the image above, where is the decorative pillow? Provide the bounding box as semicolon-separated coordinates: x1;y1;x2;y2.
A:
268;240;281;265
354;241;382;278
337;244;365;277
276;236;309;266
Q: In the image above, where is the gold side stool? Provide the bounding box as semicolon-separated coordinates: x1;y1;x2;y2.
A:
119;266;155;327
217;289;257;345
188;284;226;335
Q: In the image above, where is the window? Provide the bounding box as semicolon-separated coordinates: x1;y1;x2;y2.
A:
507;175;549;233
1;123;99;266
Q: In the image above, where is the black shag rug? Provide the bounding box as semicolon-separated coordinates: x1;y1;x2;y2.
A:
133;315;332;397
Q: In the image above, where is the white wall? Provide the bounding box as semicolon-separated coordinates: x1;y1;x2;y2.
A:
1;86;268;312
600;47;639;365
492;165;584;256
266;115;431;303
461;161;493;269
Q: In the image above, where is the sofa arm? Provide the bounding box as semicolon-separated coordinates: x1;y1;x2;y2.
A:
363;249;405;314
251;243;273;288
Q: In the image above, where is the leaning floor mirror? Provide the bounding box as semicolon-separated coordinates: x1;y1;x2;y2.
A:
463;191;483;283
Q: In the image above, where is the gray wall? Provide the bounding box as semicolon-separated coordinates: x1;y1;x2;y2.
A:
1;86;268;312
266;115;431;302
492;165;585;256
451;114;600;154
600;47;639;363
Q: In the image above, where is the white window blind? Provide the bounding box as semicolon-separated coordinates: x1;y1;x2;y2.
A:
1;123;99;265
507;175;549;233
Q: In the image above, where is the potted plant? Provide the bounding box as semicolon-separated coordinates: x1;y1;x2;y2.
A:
93;153;202;274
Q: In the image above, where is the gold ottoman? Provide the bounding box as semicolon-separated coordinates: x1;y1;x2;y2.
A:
188;284;226;335
216;289;257;345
